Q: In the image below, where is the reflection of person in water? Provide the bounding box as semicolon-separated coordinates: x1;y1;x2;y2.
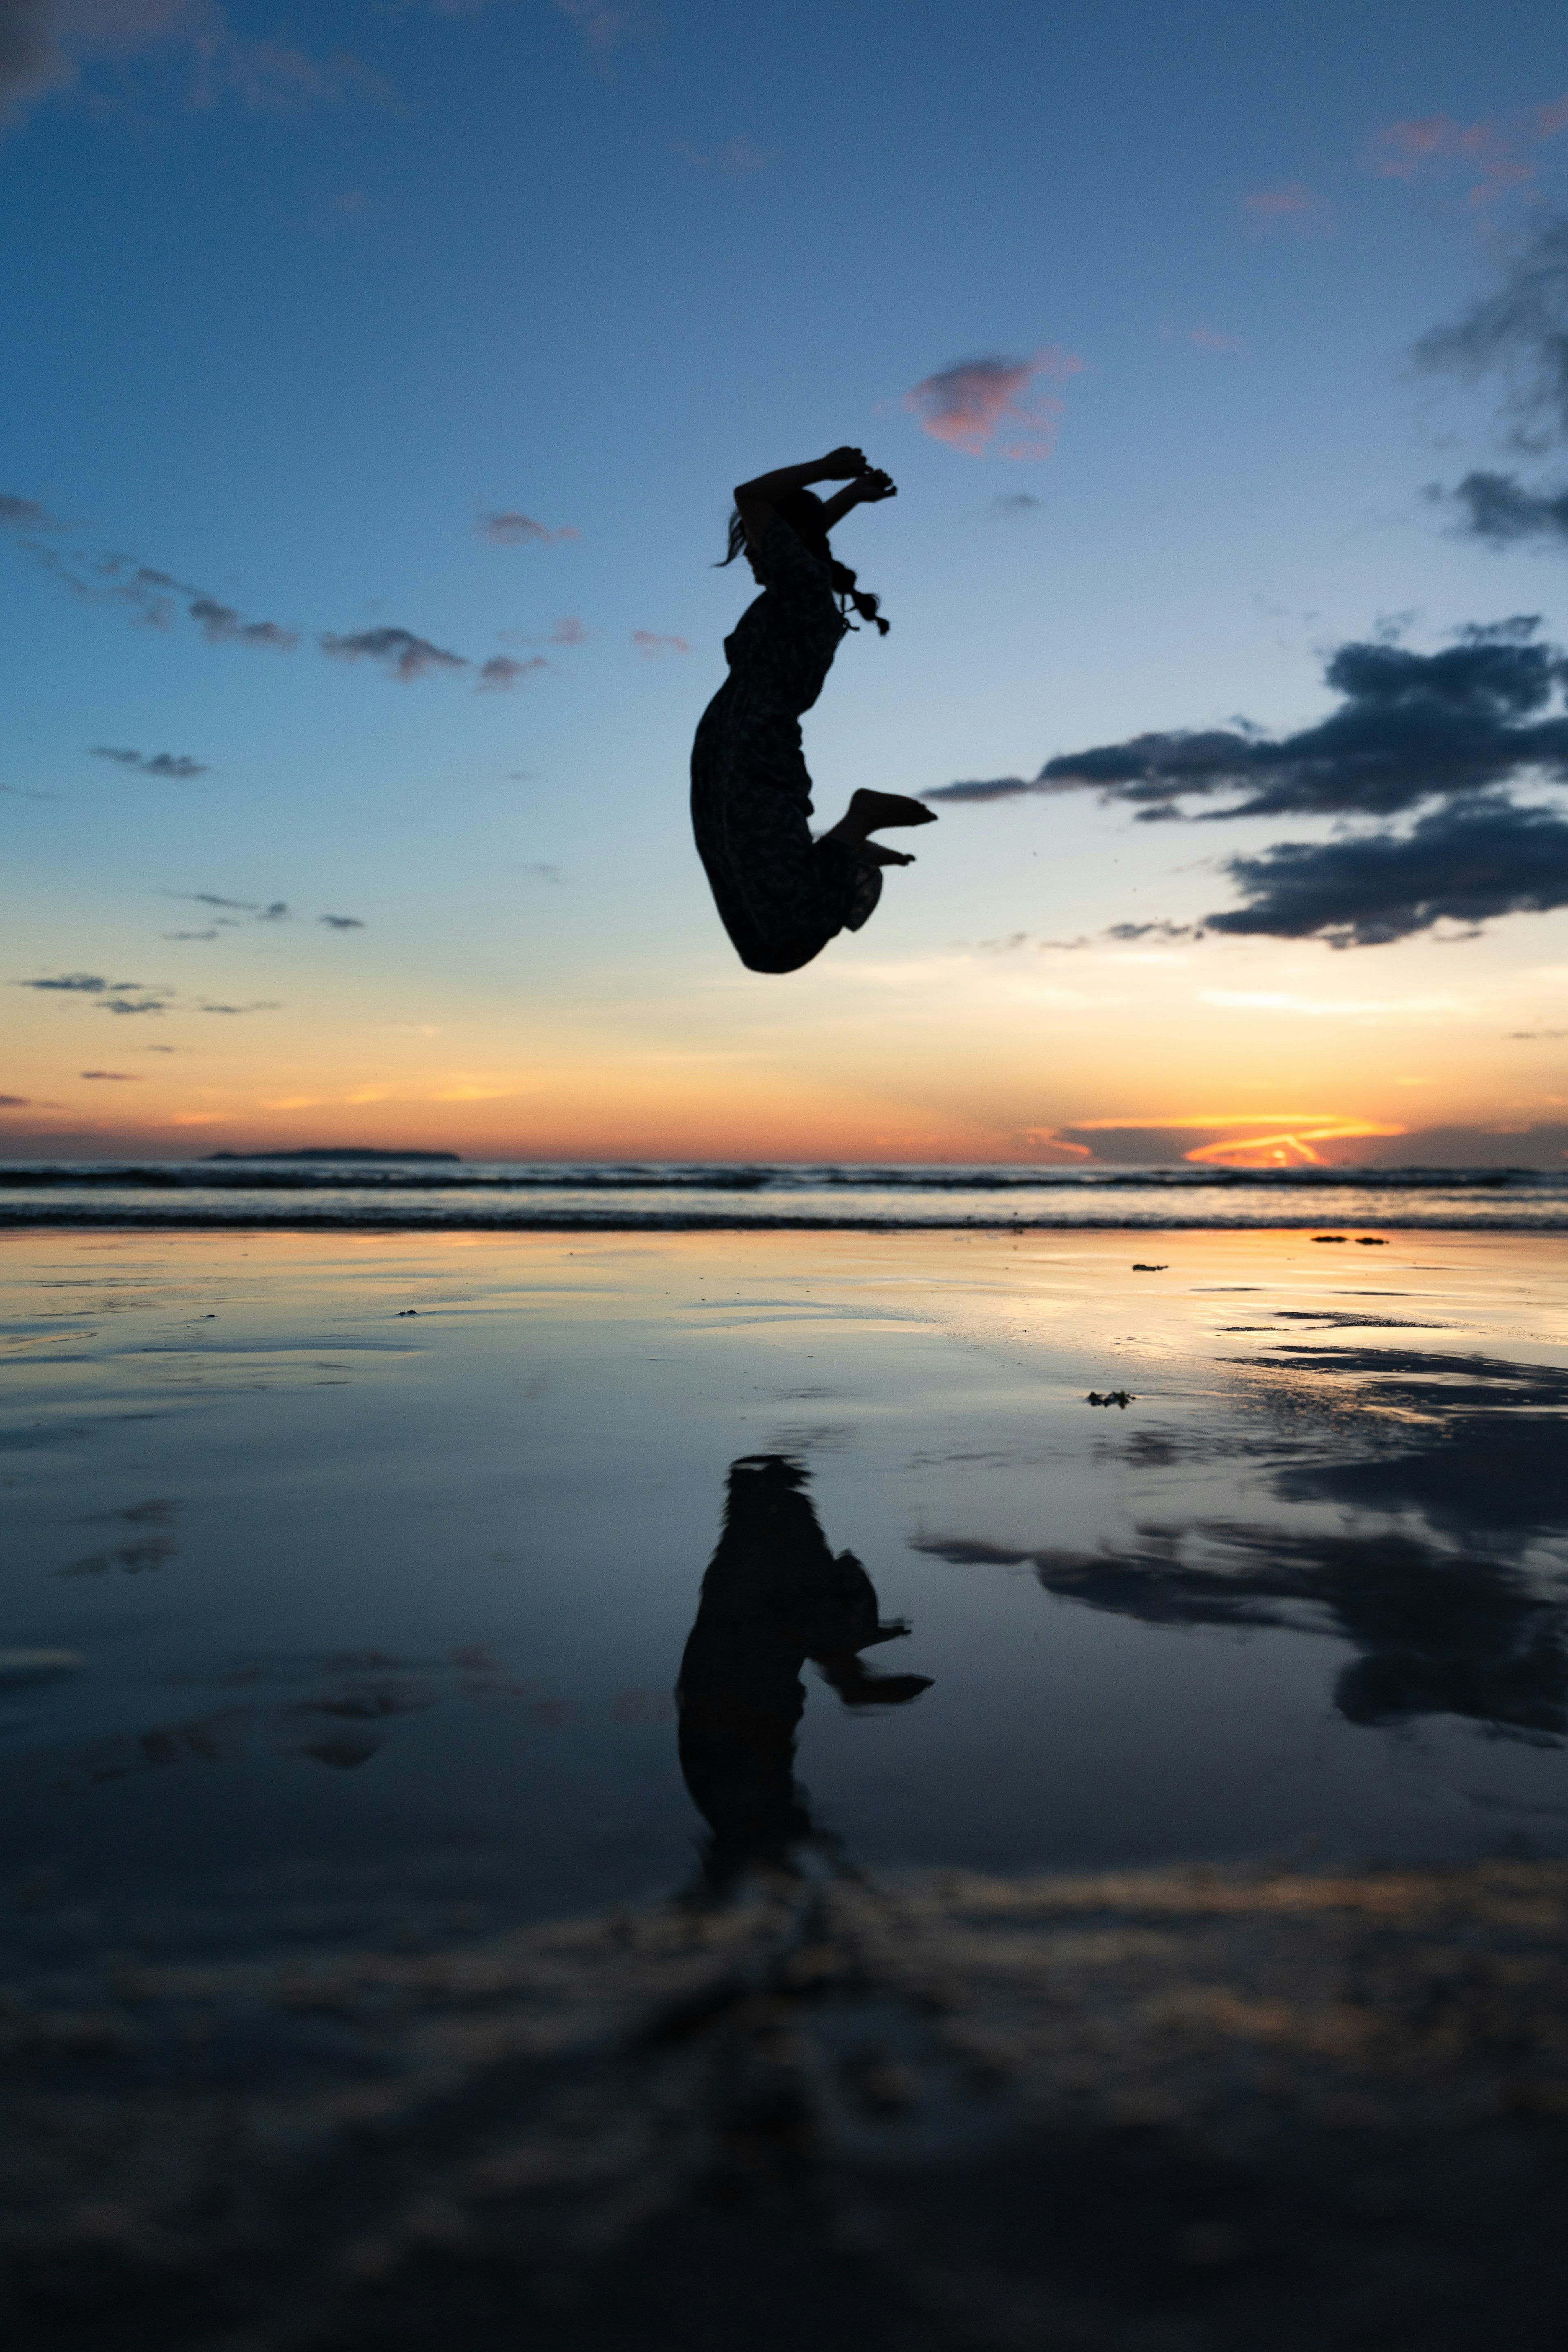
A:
677;1455;932;1889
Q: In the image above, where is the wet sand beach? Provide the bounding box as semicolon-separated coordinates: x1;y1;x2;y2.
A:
2;1226;1566;2345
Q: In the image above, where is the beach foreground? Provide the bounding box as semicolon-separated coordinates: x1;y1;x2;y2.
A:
5;1856;1567;2349
2;1226;1566;2343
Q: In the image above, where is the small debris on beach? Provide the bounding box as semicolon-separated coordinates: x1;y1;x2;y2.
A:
1312;1234;1347;1243
1354;1236;1388;1245
1087;1389;1134;1408
1131;1263;1167;1272
396;1309;419;1316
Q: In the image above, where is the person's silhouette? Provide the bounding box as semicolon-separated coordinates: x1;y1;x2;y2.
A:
691;448;937;973
676;1455;932;1889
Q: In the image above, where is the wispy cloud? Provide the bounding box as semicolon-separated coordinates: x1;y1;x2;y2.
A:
631;629;690;657
91;746;212;779
13;971;172;1015
1243;183;1336;238
0;487;61;529
0;1;392;132
905;350;1081;459
553;0;627;56
476;511;580;545
320;626;467;682
163;889;256;910
1183;324;1244;351
187;596;296;649
13;531;297;649
669;131;766;175
319;914;365;930
1418;214;1568;543
80;1070;141;1080
477;654;548;690
1363;90;1568;207
989;493;1042;518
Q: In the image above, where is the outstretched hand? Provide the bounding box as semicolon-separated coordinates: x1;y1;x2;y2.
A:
854;467;898;503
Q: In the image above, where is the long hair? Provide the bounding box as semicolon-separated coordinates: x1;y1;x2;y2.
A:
717;488;889;636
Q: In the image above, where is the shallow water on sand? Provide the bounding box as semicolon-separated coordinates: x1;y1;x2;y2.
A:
2;1228;1566;1960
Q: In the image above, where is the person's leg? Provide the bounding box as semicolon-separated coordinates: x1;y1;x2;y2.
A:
693;709;884;972
820;789;938;851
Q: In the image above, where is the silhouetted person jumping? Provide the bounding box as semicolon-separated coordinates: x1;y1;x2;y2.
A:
676;1455;932;1889
691;448;937;973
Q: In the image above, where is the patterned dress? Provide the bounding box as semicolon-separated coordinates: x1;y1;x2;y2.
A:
690;514;882;973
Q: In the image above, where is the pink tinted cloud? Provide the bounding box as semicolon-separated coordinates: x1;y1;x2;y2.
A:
476;511;580;545
904;350;1082;459
1243;183;1336;237
632;630;690;657
1182;325;1244;351
1362;91;1568;205
477;655;548;691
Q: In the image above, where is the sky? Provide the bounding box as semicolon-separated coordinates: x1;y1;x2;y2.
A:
4;0;1568;1169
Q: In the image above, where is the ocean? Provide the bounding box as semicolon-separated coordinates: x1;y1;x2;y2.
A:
2;1157;1566;1229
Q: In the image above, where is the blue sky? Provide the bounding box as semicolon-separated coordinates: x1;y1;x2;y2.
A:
4;0;1568;1163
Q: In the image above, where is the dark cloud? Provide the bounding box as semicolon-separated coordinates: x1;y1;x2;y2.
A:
1416;210;1568;452
477;654;548;690
320;626;468;682
257;901;290;922
187;597;298;651
319;914;364;929
990;493;1042;516
162;929;219;941
1446;469;1568;548
0;1;66;119
1103;919;1203;942
0;2;392;129
927;616;1568;942
1028;620;1568;822
0;487;58;528
1420;213;1568;552
80;1071;140;1081
0;1094;30;1107
91;747;212;779
199;1001;280;1016
1208;792;1568;945
163;890;257;910
12;971;170;1016
14;972;118;993
923;775;1034;803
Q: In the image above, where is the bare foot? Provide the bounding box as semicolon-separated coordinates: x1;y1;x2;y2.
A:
861;840;915;866
844;788;938;834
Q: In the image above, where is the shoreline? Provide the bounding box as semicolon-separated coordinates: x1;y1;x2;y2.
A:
5;1210;1568;1232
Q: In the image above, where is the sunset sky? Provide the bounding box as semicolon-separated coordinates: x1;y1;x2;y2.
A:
4;0;1568;1167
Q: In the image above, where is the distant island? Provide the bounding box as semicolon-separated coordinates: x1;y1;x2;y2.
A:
204;1149;462;1164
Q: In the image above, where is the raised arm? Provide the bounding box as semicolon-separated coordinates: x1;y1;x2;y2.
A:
817;468;898;532
733;446;872;552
